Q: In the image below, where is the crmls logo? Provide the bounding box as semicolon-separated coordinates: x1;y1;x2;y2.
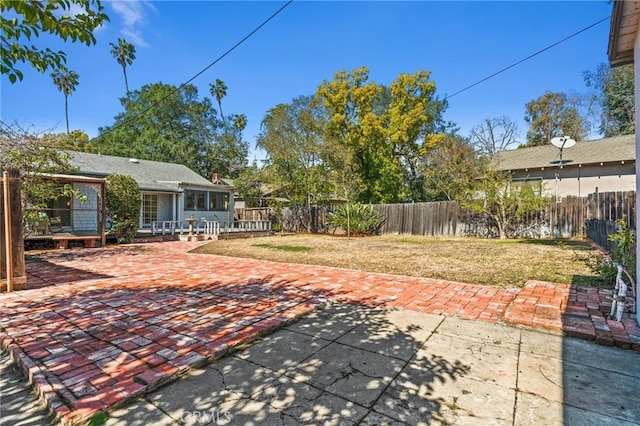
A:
180;410;232;424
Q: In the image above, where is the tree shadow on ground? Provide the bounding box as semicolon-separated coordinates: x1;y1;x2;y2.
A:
108;299;473;425
0;269;473;425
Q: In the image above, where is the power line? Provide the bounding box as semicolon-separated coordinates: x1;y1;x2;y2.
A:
96;0;293;140
445;16;611;100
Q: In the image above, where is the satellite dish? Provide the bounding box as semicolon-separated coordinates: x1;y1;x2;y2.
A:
551;136;576;149
550;136;576;163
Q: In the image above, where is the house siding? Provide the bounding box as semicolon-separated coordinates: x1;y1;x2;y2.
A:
71;183;99;231
512;163;635;197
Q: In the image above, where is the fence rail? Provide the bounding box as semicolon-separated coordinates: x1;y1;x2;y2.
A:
278;191;636;246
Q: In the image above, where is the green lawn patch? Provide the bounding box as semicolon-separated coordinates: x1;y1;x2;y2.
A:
252;243;312;253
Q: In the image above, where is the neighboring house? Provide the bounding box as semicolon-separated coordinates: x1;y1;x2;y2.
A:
493;134;635;197
65;151;234;229
608;0;640;320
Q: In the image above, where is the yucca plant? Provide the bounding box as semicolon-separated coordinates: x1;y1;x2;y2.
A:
328;203;385;236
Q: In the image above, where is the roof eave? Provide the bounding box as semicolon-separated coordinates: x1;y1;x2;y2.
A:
608;0;640;67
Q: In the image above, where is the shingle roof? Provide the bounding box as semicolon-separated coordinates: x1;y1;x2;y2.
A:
494;134;635;171
64;151;232;192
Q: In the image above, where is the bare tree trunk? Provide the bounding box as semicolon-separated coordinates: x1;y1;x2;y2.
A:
122;65;129;94
64;94;70;135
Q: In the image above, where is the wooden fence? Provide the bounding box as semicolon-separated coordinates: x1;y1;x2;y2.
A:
278;191;636;245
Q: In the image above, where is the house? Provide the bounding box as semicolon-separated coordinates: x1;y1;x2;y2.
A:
608;0;640;322
65;151;235;230
493;134;635;197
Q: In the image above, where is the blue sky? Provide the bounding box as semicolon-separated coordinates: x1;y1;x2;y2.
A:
2;1;614;163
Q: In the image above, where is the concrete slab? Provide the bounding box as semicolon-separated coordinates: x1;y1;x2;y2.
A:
284;302;375;340
105;399;175;426
374;372;516;425
0;350;53;426
144;356;281;420
420;332;519;389
250;375;368;425
336;308;444;361
514;392;638;426
288;342;405;407
435;315;521;350
233;329;331;374
517;351;640;424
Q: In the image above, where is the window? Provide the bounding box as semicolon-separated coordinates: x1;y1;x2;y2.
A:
142;194;157;225
185;190;229;211
185;190;206;210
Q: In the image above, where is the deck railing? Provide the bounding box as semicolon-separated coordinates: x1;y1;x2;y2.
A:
151;219;271;236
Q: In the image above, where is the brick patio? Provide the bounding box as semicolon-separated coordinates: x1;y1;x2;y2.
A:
0;241;638;425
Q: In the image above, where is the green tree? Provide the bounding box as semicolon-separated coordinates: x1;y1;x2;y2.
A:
109;38;136;94
524;91;587;146
0;121;83;234
316;67;448;203
463;167;549;239
1;0;109;83
257;96;331;231
420;134;480;201
43;130;93;152
105;174;140;244
51;67;80;135
234;164;265;208
210;79;227;121
584;63;635;137
94;82;248;179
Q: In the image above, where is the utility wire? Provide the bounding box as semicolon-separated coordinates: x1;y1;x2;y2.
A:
95;0;293;140
445;16;611;100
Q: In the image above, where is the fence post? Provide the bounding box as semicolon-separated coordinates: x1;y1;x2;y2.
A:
1;169;27;291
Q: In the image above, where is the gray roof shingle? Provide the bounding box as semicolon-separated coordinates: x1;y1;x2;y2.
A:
494;134;635;171
64;151;231;192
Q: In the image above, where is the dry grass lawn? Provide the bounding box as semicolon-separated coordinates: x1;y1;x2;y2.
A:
192;234;608;288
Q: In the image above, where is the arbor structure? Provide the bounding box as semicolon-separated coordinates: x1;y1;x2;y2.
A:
469;116;519;157
584;63;635;137
0;122;82;231
524;91;586;146
51;67;80;135
1;0;109;82
109;38;136;94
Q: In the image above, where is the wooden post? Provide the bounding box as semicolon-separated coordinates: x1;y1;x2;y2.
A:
0;168;26;292
3;171;12;291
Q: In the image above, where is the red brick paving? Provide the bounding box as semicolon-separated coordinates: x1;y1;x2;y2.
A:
1;241;639;425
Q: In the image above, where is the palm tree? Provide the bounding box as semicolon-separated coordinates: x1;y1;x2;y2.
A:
109;38;136;94
233;114;247;131
210;79;227;120
50;67;80;135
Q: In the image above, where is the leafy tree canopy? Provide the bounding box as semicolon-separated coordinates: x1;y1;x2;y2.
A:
316;67;450;203
93;82;248;179
524;91;587;146
584;63;635;137
1;0;109;83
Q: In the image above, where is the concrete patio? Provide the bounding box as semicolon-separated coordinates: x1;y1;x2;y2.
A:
0;241;639;425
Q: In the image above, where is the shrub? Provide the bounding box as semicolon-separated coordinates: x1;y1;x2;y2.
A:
105;174;140;244
328;203;385;236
